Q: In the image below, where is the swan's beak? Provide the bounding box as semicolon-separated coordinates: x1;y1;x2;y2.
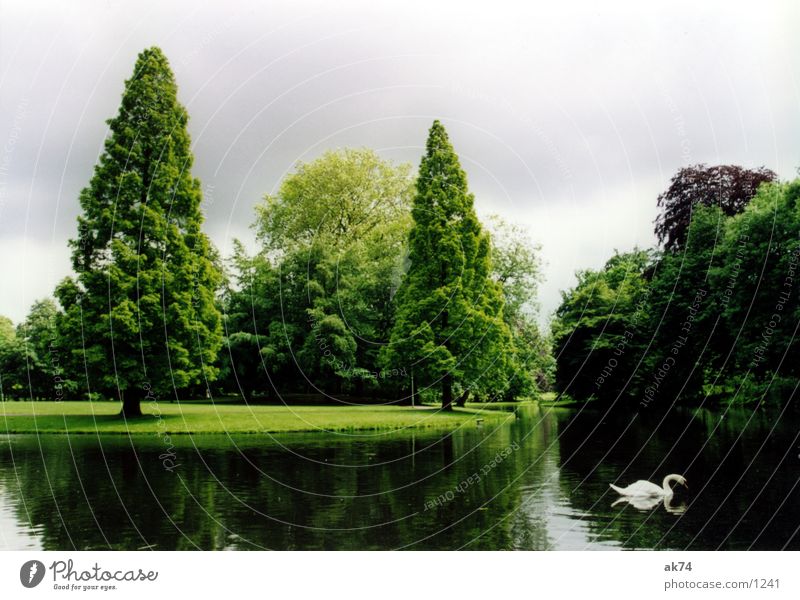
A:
684;481;689;489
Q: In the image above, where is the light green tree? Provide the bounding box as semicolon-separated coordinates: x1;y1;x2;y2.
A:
223;149;413;398
256;147;412;253
487;216;549;400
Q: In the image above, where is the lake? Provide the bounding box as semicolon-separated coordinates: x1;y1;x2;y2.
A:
1;404;798;550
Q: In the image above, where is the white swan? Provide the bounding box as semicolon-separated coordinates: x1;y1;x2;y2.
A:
610;474;687;497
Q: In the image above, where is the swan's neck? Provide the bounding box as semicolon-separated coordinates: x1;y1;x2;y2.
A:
662;475;680;494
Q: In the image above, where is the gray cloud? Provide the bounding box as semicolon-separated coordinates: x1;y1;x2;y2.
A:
1;0;799;324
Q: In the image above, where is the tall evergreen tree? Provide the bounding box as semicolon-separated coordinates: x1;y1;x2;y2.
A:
55;47;223;416
382;121;512;409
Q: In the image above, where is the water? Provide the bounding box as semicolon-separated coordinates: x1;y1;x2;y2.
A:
0;404;798;550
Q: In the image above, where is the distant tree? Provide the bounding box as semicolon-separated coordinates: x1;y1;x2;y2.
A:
552;250;652;404
655;164;776;252
382;121;512;410
56;47;223;416
0;316;15;349
15;299;73;400
218;243;277;401
488;216;541;320
486;216;549;400
0;315;24;399
255;148;412;253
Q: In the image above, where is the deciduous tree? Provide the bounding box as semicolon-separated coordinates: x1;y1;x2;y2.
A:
552;250;652;405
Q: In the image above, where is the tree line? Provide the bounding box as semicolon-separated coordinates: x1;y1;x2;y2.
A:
3;45;791;416
0;47;550;415
552;163;800;409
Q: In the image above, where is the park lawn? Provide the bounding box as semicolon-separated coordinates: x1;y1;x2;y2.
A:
0;401;511;435
468;399;536;409
535;392;588;407
468;394;556;409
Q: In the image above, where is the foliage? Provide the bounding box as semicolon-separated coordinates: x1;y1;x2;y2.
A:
0;315;24;398
487;215;542;320
486;215;550;398
641;206;727;406
712;180;800;403
255;148;412;253
552;249;652;405
19;299;74;400
0;301;78;400
554;171;800;410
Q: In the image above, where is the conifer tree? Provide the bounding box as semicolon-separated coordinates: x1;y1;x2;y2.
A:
55;47;223;416
383;121;512;409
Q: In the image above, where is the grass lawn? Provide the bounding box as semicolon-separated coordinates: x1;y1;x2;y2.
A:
536;392;586;407
0;401;512;435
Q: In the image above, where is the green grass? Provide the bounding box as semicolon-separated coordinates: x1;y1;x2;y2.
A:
0;401;511;435
468;399;536;409
536;391;587;407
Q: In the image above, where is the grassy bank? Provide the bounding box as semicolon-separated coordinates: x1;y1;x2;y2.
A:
0;401;511;435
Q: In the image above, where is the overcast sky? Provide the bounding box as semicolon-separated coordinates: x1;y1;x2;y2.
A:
1;0;799;326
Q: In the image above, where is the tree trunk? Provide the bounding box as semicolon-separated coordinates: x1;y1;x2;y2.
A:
441;375;453;411
455;389;470;408
120;391;142;418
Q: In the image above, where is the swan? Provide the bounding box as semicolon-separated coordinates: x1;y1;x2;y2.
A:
609;474;687;497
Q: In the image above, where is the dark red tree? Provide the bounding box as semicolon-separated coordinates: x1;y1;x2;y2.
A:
655;164;777;252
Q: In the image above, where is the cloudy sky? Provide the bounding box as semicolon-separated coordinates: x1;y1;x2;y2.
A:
1;0;799;326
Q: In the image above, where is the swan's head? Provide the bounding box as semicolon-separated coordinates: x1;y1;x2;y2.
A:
664;474;688;492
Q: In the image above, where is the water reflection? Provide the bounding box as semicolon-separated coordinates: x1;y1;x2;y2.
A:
0;404;797;550
611;495;687;514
